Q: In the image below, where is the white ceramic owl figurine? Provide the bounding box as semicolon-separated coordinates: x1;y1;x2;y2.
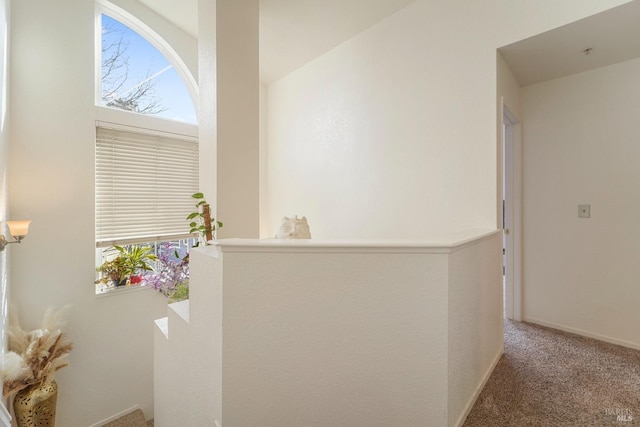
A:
275;215;311;239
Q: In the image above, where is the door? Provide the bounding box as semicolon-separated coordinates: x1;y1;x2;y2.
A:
503;105;522;321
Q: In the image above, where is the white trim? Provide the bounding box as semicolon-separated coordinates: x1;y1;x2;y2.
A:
524;317;640;351
502;102;523;322
453;347;504;427
94;0;199;119
0;402;11;427
511;122;523;322
88;405;141;427
95;106;198;139
497;97;505;231
94;7;103;110
503;115;514;319
213;230;502;254
95;283;153;298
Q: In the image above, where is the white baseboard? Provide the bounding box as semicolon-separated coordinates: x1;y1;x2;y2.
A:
524;317;640;350
88;405;141;427
453;346;504;427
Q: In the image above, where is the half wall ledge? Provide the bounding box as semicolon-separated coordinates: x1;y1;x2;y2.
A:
154;229;504;427
211;228;500;253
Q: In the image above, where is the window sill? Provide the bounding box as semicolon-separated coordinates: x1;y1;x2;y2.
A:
95;282;153;298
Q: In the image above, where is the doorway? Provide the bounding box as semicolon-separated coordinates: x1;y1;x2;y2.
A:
502;105;522;321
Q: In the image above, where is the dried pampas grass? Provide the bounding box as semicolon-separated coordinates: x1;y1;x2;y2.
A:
0;305;73;400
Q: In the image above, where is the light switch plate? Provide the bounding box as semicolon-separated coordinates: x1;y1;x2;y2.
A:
578;204;590;218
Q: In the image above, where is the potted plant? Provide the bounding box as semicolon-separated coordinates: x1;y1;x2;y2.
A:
117;245;158;283
96;245;158;287
95;256;128;287
187;192;223;243
145;242;190;301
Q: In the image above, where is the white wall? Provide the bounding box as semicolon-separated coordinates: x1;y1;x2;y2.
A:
158;231;501;427
216;0;260;238
0;0;10;424
521;57;640;349
8;0;197;424
497;52;522;122
0;0;8;320
448;233;503;426
265;0;631;239
199;0;260;239
5;0;638;422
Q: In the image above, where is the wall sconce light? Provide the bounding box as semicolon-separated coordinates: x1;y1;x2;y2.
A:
0;220;32;252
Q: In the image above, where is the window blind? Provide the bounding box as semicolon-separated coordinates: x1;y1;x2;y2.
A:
96;126;199;248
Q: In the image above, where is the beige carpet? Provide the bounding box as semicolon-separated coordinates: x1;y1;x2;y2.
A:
464;320;640;426
101;409;153;427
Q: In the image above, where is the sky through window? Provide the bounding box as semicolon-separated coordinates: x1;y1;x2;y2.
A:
100;14;197;124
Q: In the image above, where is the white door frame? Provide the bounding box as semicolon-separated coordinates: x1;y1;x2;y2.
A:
501;102;522;321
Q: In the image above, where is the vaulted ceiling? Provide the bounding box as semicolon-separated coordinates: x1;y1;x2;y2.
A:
137;0;640;87
136;0;416;83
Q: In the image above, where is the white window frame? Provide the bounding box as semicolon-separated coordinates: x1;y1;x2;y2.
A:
95;113;199;247
94;108;198;293
95;0;199;119
93;1;199;294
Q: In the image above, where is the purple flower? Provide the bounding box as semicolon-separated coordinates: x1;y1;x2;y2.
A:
144;242;189;297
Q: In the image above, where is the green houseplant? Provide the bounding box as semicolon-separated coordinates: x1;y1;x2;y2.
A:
95;256;128;287
96;245;158;287
186;192;222;243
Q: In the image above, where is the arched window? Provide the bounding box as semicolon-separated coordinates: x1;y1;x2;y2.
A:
99;13;197;124
94;4;199;295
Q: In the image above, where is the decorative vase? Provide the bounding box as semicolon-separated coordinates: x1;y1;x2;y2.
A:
13;380;58;427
